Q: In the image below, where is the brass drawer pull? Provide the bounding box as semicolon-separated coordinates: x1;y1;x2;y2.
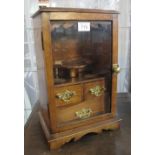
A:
89;85;105;97
75;108;92;119
56;90;76;103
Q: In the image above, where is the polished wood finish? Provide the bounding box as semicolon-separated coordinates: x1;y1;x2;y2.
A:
84;80;105;100
25;94;130;155
111;15;119;116
32;7;120;149
38;111;121;150
33;14;51;129
55;84;83;106
55;78;105;107
57;98;104;124
32;7;119;18
41;13;57;132
55;77;105;88
50;12;113;20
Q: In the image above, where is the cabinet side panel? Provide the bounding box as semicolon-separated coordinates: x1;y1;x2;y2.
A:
41;13;57;132
33;15;50;128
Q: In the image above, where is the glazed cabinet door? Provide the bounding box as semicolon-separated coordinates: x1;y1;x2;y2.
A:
48;13;118;132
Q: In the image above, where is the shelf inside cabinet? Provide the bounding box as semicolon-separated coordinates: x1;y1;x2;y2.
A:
54;76;105;87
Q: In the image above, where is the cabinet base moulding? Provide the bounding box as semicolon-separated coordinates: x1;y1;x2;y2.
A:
38;111;122;150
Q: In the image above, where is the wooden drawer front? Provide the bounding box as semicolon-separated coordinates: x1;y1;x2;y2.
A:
84;80;105;100
55;84;83;106
57;98;104;124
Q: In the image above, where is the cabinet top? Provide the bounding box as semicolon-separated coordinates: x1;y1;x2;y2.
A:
32;7;119;18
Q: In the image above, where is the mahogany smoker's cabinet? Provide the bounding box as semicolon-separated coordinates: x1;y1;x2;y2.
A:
32;7;121;149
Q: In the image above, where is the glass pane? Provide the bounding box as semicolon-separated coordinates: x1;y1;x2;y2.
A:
51;21;112;114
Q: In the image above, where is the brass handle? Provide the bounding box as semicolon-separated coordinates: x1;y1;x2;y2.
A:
112;64;120;74
89;85;105;97
56;90;76;103
75;108;92;119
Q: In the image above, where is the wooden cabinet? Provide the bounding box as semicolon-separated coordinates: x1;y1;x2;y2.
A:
32;7;121;149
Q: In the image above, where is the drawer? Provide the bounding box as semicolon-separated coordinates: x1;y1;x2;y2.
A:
57;98;104;124
54;84;83;106
84;79;105;100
